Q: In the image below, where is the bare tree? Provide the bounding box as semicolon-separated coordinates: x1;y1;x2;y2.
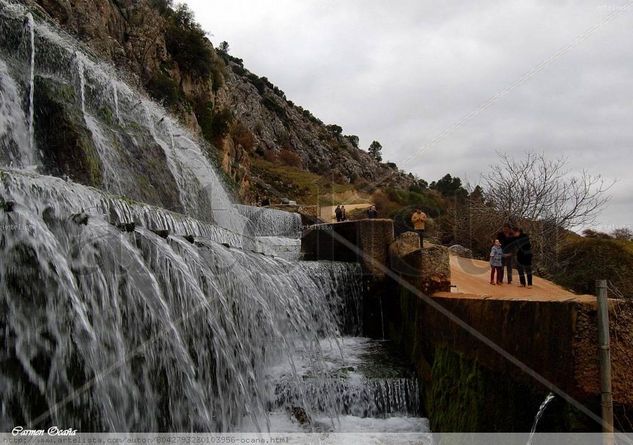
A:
612;227;633;241
483;152;612;229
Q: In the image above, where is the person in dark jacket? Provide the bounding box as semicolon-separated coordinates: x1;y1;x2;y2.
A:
496;223;515;284
335;205;342;222
367;205;378;218
513;227;533;288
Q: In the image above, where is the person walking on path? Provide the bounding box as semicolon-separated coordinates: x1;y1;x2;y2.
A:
335;205;342;222
489;239;504;285
514;227;533;288
496;223;516;284
340;205;347;221
411;208;427;245
367;205;378;219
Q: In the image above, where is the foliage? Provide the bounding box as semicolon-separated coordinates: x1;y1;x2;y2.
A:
146;72;181;107
261;96;286;118
194;100;233;145
430;174;468;201
612;227;633;241
344;135;359;148
165;5;217;79
251;158;358;205
551;237;633;298
221;52;245;67
278;148;302;168
368;140;382;161
218;41;230;52
326;124;343;135
409;179;428;193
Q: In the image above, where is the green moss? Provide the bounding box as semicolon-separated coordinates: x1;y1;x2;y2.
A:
424;347;598;432
34;76;103;187
98;106;114;126
146;71;182;107
251;158;360;205
426;348;484;431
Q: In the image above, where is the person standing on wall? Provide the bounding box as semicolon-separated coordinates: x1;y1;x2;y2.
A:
489;239;504;285
496;223;516;284
514;227;533;288
411;208;427;246
335;205;342;222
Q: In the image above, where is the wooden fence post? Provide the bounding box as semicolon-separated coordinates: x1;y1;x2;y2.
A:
596;279;614;445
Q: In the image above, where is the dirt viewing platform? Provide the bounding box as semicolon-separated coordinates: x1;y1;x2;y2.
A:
444;256;595;303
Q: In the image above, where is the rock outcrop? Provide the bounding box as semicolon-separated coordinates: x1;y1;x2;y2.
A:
389;231;451;294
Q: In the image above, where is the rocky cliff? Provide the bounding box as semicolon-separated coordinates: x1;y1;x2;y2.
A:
27;0;416;203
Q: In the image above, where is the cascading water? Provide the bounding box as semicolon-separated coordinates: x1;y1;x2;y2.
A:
527;393;556;445
0;0;427;436
0;60;31;167
25;12;35;154
111;81;121;125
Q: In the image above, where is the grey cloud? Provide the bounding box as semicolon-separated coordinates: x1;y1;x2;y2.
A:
186;0;633;229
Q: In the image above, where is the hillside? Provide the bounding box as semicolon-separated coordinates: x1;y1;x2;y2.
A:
28;0;416;204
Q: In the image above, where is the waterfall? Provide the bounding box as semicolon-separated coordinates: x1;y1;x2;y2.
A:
0;60;31;167
0;0;428;435
527;392;556;444
26;12;35;154
0;170;363;431
111;81;122;124
75;53;87;116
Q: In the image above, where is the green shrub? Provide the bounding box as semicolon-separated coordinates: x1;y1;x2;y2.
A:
194;100;233;145
326;124;343;135
165;5;216;79
146;72;181;107
551;238;633;298
261;96;286;118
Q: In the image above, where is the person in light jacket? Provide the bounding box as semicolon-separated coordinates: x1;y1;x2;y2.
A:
489;239;504;285
411;209;427;245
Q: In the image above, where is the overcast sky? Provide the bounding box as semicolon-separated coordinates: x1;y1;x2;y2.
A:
184;0;632;231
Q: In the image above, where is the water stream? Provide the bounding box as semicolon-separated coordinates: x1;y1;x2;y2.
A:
527;392;556;444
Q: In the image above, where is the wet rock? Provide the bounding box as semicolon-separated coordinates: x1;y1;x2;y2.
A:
183;234;195;243
71;213;89;225
34;76;103;187
116;222;136;232
2;200;15;212
150;229;169;238
287;406;311;425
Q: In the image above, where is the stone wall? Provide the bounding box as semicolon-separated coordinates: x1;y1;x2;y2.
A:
383;286;633;431
301;219;394;278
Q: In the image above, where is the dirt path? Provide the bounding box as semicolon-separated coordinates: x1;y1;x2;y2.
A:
441;255;594;303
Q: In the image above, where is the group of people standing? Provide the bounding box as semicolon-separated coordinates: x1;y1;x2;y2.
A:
334;205;347;222
334;204;379;222
489;223;533;288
